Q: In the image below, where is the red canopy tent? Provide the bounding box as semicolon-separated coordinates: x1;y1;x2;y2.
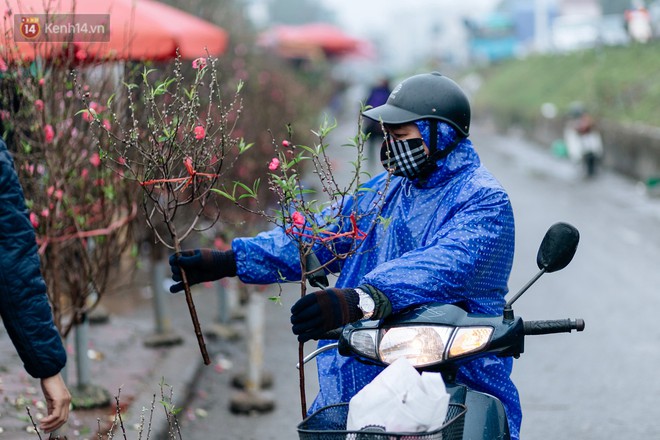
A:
1;0;228;62
258;23;372;60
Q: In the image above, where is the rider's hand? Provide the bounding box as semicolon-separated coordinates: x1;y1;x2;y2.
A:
290;288;362;342
168;249;236;293
39;373;71;433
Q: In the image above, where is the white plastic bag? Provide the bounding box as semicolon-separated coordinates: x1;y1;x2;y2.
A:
346;358;450;433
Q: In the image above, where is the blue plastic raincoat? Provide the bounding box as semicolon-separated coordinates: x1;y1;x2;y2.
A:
232;135;521;439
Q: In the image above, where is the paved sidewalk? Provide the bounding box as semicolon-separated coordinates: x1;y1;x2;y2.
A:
0;275;239;440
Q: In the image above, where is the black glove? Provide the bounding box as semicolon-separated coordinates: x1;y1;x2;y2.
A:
290;288;361;342
168;249;236;293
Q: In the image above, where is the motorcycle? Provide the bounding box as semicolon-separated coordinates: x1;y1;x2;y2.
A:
563;109;604;179
296;222;585;439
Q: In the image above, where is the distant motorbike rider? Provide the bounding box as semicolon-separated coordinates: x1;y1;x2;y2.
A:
169;72;522;439
564;101;603;178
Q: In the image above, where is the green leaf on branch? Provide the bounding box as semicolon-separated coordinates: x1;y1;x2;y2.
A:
211;188;236;202
153;77;175;97
238;139;253;154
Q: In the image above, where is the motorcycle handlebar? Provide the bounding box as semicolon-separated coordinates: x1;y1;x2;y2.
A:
524;318;585;335
319;328;342;340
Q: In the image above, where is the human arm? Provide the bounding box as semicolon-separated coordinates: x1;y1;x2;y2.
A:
362;188;515;315
0;140;67;378
38;373;71;433
0;140;69;430
290;285;391;342
168;248;237;293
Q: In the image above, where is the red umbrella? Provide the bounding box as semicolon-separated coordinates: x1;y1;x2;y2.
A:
1;0;228;62
258;23;371;59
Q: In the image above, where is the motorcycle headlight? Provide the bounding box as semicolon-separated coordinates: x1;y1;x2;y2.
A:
348;329;379;359
379;326;454;367
448;326;493;358
346;325;494;368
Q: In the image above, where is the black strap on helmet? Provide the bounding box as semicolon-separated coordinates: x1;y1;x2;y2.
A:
417;126;462;179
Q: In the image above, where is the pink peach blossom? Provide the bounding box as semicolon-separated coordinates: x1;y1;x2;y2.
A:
292;211;305;227
192;57;207;69
34;99;44;111
268;157;280;171
40;208;50;217
194;125;205;140
102;119;111;130
38;78;45;86
89;152;101;167
281;140;291;148
29;212;39;228
44;124;55;143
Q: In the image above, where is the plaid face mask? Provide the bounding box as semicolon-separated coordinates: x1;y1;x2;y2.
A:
380;136;430;179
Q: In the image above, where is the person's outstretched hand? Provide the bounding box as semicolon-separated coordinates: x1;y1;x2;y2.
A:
290;288;361;342
169;249;237;293
39;373;71;433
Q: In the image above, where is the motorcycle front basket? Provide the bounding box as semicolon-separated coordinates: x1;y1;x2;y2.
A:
297;402;466;440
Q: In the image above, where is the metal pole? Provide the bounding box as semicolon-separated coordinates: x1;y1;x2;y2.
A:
151;258;171;334
74;314;90;388
216;279;230;325
246;290;264;393
143;254;183;347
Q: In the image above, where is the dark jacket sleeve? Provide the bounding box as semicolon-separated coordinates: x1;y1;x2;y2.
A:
0;139;67;378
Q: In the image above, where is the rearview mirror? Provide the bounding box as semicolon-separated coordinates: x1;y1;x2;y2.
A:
537;222;579;273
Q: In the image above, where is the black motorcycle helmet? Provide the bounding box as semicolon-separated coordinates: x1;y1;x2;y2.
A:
362;71;470;137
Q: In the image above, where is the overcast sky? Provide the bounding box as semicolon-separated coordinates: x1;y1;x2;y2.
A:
320;0;500;37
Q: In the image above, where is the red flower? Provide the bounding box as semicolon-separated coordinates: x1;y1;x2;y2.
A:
268;157;280;171
282;140;291;148
292;211;305;227
192;57;207;69
89;152;101;167
29;212;39;228
34;99;44;111
44;124;55;143
194;125;205;140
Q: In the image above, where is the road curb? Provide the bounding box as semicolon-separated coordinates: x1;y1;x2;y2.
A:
122;332;206;438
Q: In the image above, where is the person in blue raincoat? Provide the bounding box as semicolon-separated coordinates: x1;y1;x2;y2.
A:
169;72;521;439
